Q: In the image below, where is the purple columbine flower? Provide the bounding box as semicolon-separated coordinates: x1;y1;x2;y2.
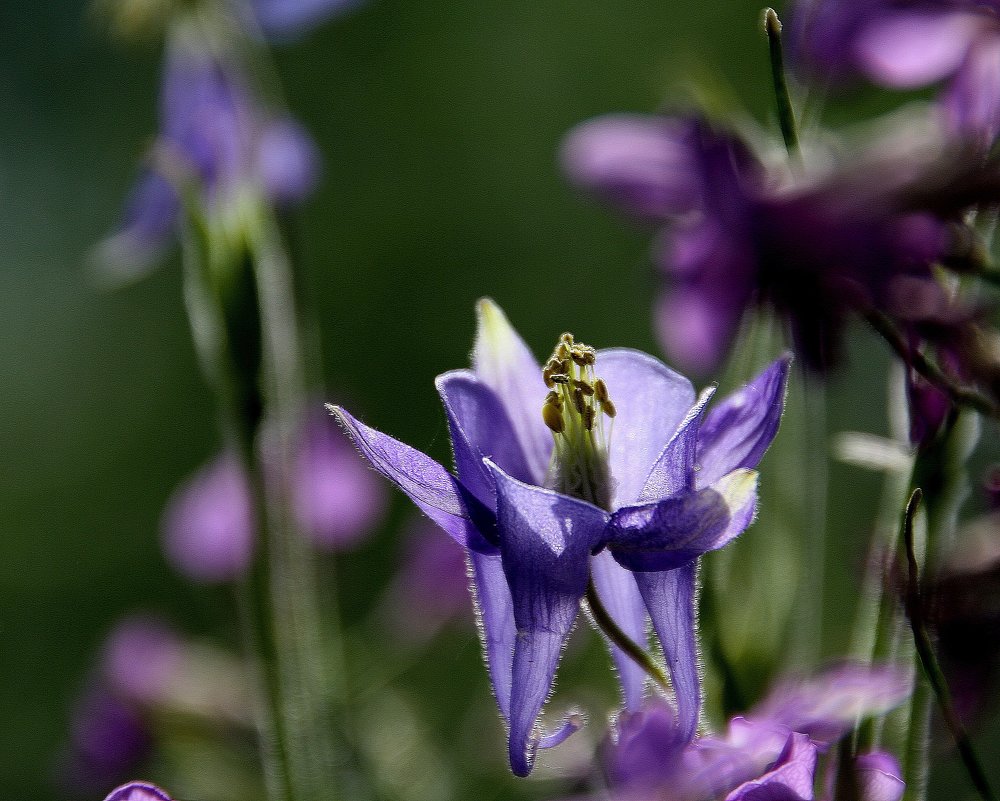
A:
103;782;173;801
603;663;909;801
787;0;1000;147
95;27;320;281
331;298;789;775
561;114;993;374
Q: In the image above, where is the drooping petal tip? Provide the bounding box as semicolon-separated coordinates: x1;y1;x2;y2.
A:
103;781;173;801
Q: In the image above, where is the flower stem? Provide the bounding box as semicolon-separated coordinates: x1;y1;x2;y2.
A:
901;490;996;801
763;8;800;160
863;308;1000;418
585;578;671;695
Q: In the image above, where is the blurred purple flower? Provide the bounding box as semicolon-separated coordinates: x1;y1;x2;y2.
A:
383;515;471;643
561;113;1000;374
95;31;320;281
332;298;788;775
292;407;388;551
103;782;173;801
787;0;1000;146
101;616;184;706
163;408;386;582
603;664;909;801
249;0;365;41
62;685;152;796
161;451;256;583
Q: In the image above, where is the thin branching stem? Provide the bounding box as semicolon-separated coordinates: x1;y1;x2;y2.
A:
902;489;997;801
864;309;1000;418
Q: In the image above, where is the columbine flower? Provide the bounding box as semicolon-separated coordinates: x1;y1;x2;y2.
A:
94;23;320;281
561;113;998;374
103;782;173;801
787;0;1000;147
162;406;386;582
332;299;788;775
603;663;910;801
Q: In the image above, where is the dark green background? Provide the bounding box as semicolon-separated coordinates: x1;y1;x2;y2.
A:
2;2;996;799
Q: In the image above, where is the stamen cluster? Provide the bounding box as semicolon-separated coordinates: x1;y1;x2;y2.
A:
540;333;616;509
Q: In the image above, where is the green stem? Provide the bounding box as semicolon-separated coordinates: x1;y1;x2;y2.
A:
763;8;800;160
585;579;671;695
902;490;997;801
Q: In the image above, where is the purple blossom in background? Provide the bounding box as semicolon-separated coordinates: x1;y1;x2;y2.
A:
163;409;386;582
561;113;996;374
787;0;1000;146
332;298;788;775
383;515;472;643
103;782;173;801
61;685;153;796
602;664;909;801
95;30;320;281
292;407;388;551
162;451;256;583
101;616;184;706
248;0;365;41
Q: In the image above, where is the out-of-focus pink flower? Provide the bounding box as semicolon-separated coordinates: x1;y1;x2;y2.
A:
101;616;184;706
162;407;387;583
382;515;471;643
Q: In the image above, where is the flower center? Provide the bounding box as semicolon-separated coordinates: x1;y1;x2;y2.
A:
541;333;616;510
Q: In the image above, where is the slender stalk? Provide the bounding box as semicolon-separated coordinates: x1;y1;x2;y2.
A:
901;490;996;801
585;579;671;694
763;8;800;160
863;309;1000;418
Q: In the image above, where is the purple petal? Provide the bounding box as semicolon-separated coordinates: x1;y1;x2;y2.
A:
590;549;649;711
103;783;174;801
436;370;534;507
696;357;791;488
633;562;700;743
607;470;759;572
160;451;255;583
943;35;1000;148
856;751;905;801
561;115;702;219
854;12;978;89
92;171;178;283
101;616;183;706
596;348;696;508
65;687;152;793
472;299;552;485
293;408;387;550
638;387;716;503
330;406;488;549
252;0;364;41
468;547;515;723
604;697;687;791
751;663;913;746
486;461;610;775
724;732;817;801
258;118;321;205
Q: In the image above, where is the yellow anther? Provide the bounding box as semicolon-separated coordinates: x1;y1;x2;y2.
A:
542;402;565;433
571;349;590;367
602;398;617;418
574;379;594;396
545;390;562;408
572;388;586;415
551;373;570;385
583;406;596;431
594;378;609;403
